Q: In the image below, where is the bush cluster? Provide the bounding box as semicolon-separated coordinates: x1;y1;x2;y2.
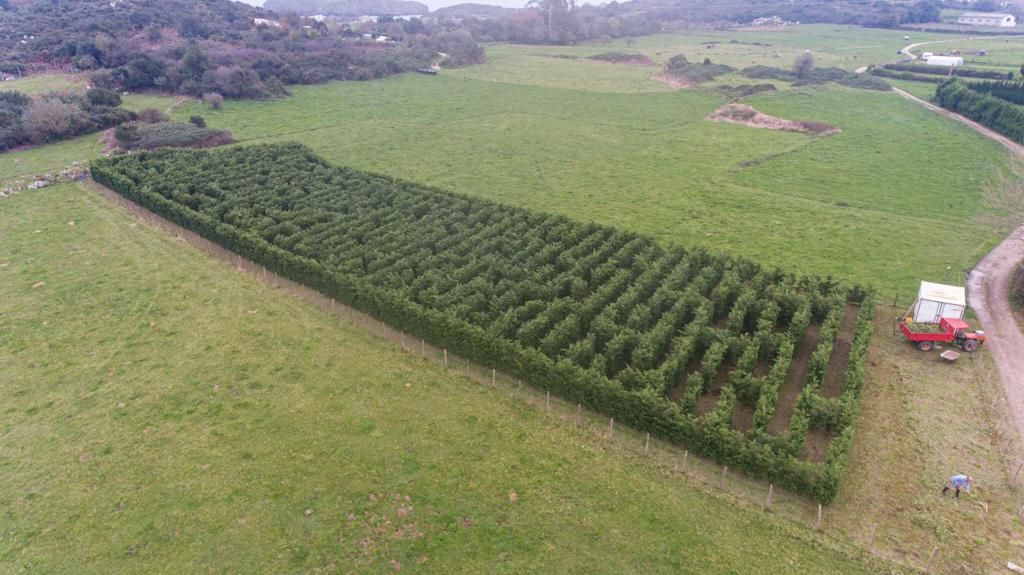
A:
881;62;1013;80
91;143;875;503
0;87;134;150
114;121;234;150
935;78;1024;143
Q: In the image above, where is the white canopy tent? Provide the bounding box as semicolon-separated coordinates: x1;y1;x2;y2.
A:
912;281;966;323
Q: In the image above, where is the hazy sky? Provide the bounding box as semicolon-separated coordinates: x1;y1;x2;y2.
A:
236;0;530;11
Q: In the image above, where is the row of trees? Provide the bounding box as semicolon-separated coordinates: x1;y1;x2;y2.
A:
92;143;875;502
935;78;1024;144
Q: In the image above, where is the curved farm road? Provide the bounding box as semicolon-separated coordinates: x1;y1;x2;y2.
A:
890;79;1024;441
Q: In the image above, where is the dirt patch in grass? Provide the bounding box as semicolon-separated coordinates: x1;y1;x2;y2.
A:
767;322;821;434
651;73;691;90
821;303;860;398
802;428;835;463
708;104;840;137
731;403;754;432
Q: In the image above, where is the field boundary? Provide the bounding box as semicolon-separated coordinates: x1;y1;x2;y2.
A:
83;178;914;572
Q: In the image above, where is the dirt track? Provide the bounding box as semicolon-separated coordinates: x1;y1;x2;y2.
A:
891;84;1024;443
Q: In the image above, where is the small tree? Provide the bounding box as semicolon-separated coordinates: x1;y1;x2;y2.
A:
793;51;815;80
189;115;207;128
203;92;224;110
138;108;168;123
114;122;140;148
21;97;88;144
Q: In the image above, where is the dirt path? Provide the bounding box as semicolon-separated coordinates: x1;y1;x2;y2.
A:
767;323;821;435
432;52;449;71
892;88;1024;155
967;227;1024;443
889;72;1024;444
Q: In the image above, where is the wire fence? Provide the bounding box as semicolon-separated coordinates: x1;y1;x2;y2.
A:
90;179;1024;573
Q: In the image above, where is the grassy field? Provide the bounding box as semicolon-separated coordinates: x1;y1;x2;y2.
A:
1;73;86;95
2;26;1011;300
0;183;891;573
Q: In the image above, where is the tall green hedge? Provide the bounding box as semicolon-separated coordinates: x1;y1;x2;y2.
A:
91;143;875;503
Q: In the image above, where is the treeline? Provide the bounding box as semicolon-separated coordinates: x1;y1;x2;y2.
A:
0;0;483;100
457;0;941;45
0;88;134;151
935;78;1024;143
963;80;1024;105
881;62;1013;80
92;143;875;503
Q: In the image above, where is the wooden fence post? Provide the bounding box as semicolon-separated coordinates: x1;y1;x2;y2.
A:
814;504;823;530
721;465;728;488
682;450;688;473
925;546;938;572
609;418;614;439
575;404;581;428
645;433;650;455
420;339;425;355
546;390;550;411
443;349;448;368
492;368;496;386
766;484;773;508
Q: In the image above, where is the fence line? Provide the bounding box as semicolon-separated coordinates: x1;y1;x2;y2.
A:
91;179;931;571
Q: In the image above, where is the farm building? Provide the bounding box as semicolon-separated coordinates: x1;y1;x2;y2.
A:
910;281;966;323
925;55;964;67
957;12;1016;27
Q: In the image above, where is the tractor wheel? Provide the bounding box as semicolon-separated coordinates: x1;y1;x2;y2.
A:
917;340;934;352
963;339;979;352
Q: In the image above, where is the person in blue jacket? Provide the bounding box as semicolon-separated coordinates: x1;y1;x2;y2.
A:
941;474;972;498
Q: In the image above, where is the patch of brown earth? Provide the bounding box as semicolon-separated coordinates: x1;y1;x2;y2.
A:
767;322;821;434
802;428;836;463
695;362;733;416
652;73;691;90
821;303;860;398
707;103;840;136
731;403;754;432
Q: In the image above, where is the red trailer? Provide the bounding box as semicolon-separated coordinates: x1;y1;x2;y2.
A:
900;317;986;352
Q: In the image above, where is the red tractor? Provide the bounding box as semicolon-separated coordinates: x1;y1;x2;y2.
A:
900;317;986;352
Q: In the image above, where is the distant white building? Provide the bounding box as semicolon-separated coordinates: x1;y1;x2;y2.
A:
925;55;964;67
957;12;1016;27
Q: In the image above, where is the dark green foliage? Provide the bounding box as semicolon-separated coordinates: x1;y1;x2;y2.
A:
935;78;1024;144
121;122;234;150
964;80;1024;106
91;143;875;502
589;52;650;63
881;62;1013;80
740;65;887;91
665;55;735;84
0;89;136;150
869;66;944;84
715;83;777;99
189;115;207;128
85;88;122;108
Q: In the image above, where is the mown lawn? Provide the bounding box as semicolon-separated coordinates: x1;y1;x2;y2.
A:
0;183;887;573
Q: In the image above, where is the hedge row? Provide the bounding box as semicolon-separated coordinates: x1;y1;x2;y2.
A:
91;143;875;502
963;80;1024;106
935;78;1024;144
881;61;1013;80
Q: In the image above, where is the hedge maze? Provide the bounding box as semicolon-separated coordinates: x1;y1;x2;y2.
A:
92;143;874;502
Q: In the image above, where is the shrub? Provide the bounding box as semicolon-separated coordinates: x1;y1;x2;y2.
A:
189;115;207;128
86;88;122;108
124;121;233;150
21;97;89;144
138;108;169;123
793;52;815;79
203;92;224;110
